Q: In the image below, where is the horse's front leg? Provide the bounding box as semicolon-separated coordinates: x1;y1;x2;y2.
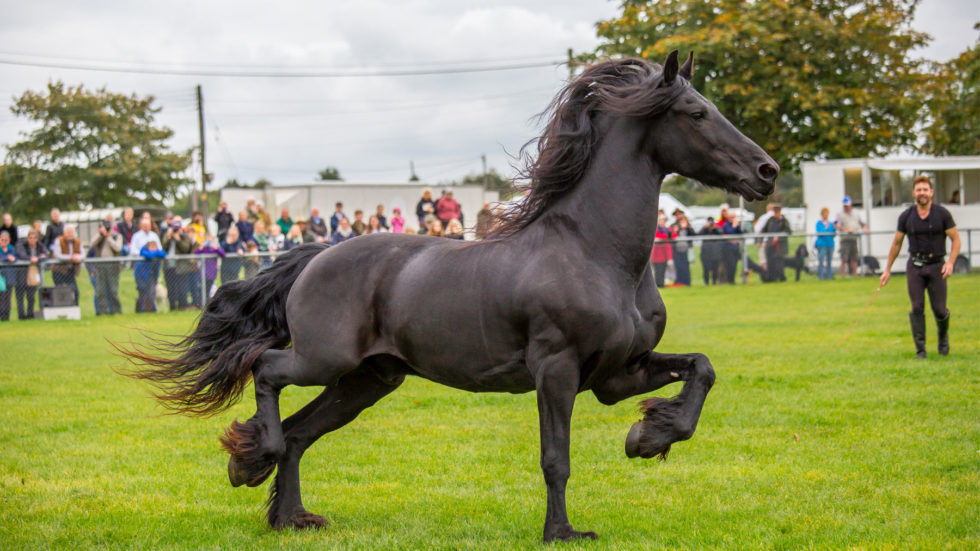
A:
592;351;715;459
534;351;598;543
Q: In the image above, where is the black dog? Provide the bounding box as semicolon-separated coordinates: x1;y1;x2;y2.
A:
746;243;810;282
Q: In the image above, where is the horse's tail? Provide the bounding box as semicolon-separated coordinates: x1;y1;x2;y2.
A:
118;243;329;417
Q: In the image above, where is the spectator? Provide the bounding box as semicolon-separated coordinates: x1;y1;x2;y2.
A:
294;217;315;243
390;207;406;234
236;210;254;243
416;188;437;226
445;219;465;240
835;195;867;277
89;217;124;315
0;213;17;245
651;214;673;287
366;215;386;235
194;235;225;301
698;217;722;285
130;217;162;256
720;211;743;284
52;224;83;304
252;220;269;251
14;229;47;319
376;204;389;230
214;201;234;241
134;240;166;313
43;208;65;250
761;204;791;282
246;197;260;223
427;218;444;237
752;202;775;272
159;211;175;235
475;203;493;240
189;211;207;246
815;207;836;280
219;225;246;285
267;224;285;252
436;190;462;227
331;217;355;245
0;231;16;321
162;216;193;311
276;208;293;235
330;202;348;234
284;225;305;250
948;189;960;205
243;240;262;279
116;207;136;255
715;203;730;228
256;202;273;227
308;208;328;241
670;209;694;286
351;210;366;236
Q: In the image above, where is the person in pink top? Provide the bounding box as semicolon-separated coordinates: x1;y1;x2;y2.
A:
390;207;406;233
435;190;462;227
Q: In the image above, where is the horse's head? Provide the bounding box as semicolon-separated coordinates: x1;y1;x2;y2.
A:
645;51;778;200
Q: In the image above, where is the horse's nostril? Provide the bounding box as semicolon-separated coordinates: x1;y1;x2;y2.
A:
758;163;778;181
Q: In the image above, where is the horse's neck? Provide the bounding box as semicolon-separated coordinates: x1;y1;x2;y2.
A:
542;134;663;280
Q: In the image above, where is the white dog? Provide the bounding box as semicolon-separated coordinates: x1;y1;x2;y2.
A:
155;283;169;313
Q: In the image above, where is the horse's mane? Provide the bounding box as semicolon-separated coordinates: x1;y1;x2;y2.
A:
494;57;690;238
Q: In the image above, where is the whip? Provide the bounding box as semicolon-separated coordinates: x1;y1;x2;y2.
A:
838;285;883;344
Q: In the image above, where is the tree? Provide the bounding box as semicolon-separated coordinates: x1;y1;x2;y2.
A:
457;168;515;197
583;0;931;173
922;26;980;156
1;82;192;220
317;166;343;180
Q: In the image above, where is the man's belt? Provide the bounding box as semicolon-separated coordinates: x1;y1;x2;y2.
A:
911;253;943;267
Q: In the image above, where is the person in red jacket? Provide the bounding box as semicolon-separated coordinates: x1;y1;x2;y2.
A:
435;190;462;227
651;214;673;287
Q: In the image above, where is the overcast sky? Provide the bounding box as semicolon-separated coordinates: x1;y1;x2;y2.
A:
1;0;977;192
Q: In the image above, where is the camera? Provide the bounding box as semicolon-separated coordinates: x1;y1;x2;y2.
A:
102;220;113;231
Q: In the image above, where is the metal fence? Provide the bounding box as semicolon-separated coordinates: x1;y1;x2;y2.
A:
0;252;280;320
1;228;976;320
651;227;977;286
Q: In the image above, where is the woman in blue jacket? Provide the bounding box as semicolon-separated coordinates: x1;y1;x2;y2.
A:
815;207;836;280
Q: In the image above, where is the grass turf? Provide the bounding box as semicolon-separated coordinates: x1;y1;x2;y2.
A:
0;272;977;550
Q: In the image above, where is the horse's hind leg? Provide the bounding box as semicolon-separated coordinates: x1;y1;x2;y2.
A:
223;349;325;488
268;363;404;530
592;351;715;460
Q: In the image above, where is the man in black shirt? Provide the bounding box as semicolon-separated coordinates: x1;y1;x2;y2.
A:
880;175;961;358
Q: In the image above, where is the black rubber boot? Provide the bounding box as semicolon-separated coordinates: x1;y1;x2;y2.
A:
909;312;927;359
936;311;950;356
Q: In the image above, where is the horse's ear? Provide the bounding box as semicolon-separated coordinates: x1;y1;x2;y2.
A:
679;52;694;81
663;50;679;85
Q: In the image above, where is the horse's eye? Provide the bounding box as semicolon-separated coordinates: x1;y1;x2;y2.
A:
690;111;705;120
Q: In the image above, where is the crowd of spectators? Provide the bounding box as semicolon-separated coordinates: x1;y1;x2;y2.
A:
0;187;480;321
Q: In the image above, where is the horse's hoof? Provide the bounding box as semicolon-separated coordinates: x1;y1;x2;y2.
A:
228;458;248;487
228;457;275;488
625;422;643;458
272;510;328;531
544;527;599;542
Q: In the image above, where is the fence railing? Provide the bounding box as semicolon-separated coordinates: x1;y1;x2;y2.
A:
645;227;977;285
1;228;975;320
0;252;281;320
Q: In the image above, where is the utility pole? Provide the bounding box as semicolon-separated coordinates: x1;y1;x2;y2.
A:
196;84;208;220
481;154;488;189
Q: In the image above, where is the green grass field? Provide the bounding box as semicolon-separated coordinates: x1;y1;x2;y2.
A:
1;273;978;550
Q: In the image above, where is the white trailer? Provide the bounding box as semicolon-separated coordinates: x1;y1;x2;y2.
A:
802;157;980;272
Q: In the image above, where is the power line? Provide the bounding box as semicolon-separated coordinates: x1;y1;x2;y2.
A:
0;57;565;78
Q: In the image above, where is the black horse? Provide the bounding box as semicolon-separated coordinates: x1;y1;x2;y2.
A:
124;52;777;542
